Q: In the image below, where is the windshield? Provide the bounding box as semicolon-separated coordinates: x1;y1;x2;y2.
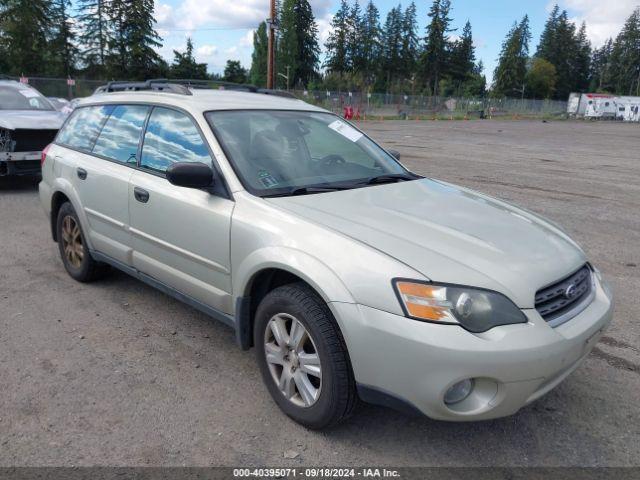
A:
206;110;412;196
0;85;54;111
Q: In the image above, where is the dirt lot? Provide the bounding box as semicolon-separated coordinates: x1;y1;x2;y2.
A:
1;119;639;467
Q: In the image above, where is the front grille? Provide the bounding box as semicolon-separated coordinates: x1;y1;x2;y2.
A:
12;129;58;152
535;265;593;325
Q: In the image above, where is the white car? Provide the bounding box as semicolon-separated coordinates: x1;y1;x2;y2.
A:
39;81;613;428
0;80;67;176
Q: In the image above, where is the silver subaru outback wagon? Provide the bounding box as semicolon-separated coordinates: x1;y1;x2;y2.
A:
39;82;613;429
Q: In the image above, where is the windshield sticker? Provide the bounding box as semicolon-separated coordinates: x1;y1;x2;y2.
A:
328;120;363;143
258;170;279;188
18;89;39;98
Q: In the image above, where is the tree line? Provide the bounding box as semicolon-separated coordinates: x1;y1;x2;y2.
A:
493;5;640;99
1;0;639;99
0;0;247;82
252;1;640;99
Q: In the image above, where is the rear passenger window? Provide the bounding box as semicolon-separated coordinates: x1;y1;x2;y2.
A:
93;105;149;164
56;105;113;151
140;107;210;173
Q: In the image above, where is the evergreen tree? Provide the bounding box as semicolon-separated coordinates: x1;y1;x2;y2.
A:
249;22;269;87
49;0;78;77
348;0;365;74
223;60;248;84
420;0;453;95
77;0;112;76
449;20;475;86
400;2;419;81
111;0;164;80
536;4;560;60
609;8;640;95
492;16;530;97
573;22;591;92
360;1;382;84
324;0;351;74
278;0;320;88
0;0;51;75
381;5;404;89
589;38;613;92
170;38;208;79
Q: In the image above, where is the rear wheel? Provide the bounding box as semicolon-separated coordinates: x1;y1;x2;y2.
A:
56;202;109;282
254;282;357;429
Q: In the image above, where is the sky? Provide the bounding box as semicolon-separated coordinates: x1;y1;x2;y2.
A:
153;0;640;84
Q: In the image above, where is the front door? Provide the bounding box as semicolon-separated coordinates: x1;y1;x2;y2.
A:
128;106;234;314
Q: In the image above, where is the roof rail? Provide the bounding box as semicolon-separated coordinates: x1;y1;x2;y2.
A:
96;79;193;95
222;84;296;99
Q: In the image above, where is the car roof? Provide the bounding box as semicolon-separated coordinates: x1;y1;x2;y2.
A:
0;80;38;90
79;89;326;114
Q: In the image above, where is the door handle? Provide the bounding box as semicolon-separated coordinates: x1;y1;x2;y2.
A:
76;167;87;180
133;187;150;203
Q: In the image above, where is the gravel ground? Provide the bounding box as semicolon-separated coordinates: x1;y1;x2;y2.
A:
0;119;638;467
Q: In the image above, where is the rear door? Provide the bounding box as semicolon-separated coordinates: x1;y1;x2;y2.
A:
57;104;149;265
128;106;234;314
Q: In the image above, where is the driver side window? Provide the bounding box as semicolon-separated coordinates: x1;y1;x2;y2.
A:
304;120;376;169
140;107;211;174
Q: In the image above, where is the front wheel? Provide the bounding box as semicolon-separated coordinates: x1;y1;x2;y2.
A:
254;283;357;429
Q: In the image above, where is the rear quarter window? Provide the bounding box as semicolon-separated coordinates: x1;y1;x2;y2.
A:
56;105;113;151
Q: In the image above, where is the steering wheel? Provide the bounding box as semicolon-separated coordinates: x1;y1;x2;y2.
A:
321;154;346;166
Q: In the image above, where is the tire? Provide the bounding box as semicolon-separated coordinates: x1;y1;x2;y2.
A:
56;202;109;282
254;282;357;429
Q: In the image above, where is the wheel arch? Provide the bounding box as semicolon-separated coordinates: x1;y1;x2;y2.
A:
233;248;355;350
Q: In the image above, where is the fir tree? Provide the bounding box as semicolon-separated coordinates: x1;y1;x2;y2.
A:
420;0;453;95
223;60;248;84
589;38;613;92
277;0;320;88
381;5;404;89
360;1;382;84
170;38;208;80
77;0;112;76
610;8;640;95
0;0;51;75
492;16;530;97
400;2;419;81
324;0;351;74
49;0;78;77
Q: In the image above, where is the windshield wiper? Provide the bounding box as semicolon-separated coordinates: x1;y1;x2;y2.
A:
361;173;418;185
264;185;352;198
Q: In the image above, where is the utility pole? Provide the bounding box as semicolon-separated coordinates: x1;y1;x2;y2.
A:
267;0;276;89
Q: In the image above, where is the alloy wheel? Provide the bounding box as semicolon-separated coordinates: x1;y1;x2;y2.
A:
61;215;84;268
264;313;322;408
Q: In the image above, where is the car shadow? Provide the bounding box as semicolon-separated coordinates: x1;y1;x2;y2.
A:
0;175;41;192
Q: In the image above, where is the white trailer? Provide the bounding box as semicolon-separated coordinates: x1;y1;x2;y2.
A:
584;95;617;119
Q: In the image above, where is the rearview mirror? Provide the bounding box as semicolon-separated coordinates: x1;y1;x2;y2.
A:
388;149;401;161
166;162;214;189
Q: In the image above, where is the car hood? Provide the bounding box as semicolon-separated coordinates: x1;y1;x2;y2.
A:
0;110;67;130
266;179;587;308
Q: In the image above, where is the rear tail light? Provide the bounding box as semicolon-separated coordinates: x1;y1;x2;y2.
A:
41;144;51;166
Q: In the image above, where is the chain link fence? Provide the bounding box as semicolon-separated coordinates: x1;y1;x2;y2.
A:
293;90;568;119
1;75;568;119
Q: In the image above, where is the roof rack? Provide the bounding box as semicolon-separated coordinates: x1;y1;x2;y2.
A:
94;78;297;99
96;79;193;95
221;84;297;99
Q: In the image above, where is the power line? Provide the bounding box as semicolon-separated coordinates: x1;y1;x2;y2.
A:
159;26;255;32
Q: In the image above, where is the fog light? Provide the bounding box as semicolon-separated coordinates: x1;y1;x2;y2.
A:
444;379;474;405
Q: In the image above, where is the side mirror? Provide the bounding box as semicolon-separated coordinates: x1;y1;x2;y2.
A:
166;162;214;189
388;149;401;161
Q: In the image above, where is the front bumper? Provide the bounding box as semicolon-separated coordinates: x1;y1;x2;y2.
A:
1;151;42;176
330;274;613;421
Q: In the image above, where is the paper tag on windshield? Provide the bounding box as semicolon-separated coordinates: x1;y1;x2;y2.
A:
328;120;363;143
18;89;39;98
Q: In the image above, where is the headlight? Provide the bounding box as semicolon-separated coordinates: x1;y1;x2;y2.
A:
393;280;527;333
